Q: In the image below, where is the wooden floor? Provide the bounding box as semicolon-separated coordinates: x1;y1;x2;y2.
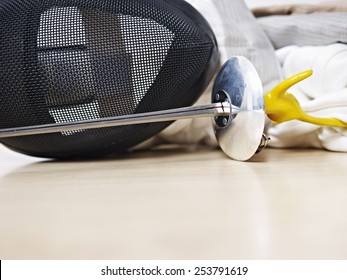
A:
1;143;347;260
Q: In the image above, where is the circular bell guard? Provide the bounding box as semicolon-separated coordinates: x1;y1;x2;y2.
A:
212;56;266;161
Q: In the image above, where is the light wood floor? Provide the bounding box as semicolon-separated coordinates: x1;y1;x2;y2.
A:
0;144;347;259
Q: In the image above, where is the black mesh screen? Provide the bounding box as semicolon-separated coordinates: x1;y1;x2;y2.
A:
0;0;218;158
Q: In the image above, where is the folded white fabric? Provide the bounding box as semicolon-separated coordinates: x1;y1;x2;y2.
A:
268;43;347;151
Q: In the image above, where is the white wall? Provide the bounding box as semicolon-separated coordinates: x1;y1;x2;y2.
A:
244;0;325;8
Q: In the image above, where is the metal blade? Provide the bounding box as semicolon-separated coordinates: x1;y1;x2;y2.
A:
0;102;234;138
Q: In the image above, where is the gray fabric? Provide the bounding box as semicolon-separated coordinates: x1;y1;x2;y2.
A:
258;13;347;49
211;0;283;91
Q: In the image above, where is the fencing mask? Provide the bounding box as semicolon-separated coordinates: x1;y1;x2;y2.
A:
0;0;218;158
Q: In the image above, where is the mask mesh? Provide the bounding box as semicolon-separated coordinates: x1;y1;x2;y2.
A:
0;0;217;158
